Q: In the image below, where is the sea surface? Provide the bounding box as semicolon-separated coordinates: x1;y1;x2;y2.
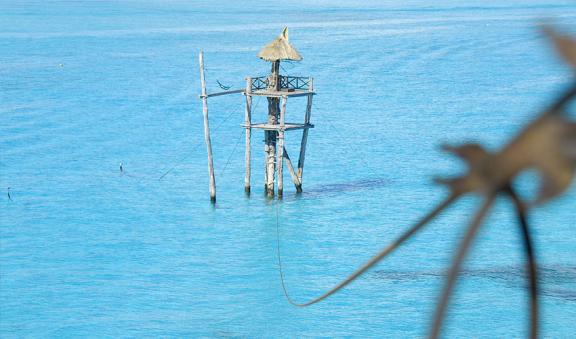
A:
1;1;575;337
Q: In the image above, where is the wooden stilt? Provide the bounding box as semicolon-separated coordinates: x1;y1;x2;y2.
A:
283;147;302;191
244;77;252;194
297;77;314;191
264;143;269;192
199;51;216;203
265;61;280;197
277;96;287;197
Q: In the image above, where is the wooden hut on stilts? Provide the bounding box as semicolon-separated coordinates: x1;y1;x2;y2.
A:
199;27;315;201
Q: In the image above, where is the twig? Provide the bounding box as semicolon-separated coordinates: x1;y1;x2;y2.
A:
429;194;495;339
505;186;539;339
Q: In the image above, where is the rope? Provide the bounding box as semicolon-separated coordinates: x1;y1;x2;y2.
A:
274;193;458;307
216;80;231;90
283;60;297;69
280;64;290;74
314;102;375;174
157;142;204;181
158;108;240;180
252;96;262;114
117;80;261;184
214;95;263;180
127;95;262;183
218;130;244;179
154;94;261;182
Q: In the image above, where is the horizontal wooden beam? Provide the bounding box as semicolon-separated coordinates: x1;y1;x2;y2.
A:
199;89;245;98
241;123;314;131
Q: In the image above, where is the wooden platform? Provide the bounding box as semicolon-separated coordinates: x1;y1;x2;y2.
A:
241;122;314;131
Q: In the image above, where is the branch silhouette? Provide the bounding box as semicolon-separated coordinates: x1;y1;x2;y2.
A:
275;24;576;339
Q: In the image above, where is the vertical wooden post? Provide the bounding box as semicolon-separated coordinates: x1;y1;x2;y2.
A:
277;96;287;197
244;77;252;194
296;77;313;192
199;51;216;203
265;61;280;197
264;143;269;192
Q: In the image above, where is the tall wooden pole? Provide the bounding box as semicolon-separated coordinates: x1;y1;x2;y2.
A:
199;51;216;203
244;77;252;194
296;77;313;192
265;61;280;197
277;96;287;197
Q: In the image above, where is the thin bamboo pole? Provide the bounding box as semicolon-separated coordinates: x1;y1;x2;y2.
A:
199;51;216;203
244;77;252;194
277;96;287;197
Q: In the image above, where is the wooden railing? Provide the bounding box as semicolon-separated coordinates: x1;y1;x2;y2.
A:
251;76;269;91
251;75;311;91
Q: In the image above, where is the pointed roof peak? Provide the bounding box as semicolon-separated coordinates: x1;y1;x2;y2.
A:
257;27;302;62
281;26;289;40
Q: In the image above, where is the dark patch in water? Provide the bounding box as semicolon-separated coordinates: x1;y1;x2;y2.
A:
213;331;244;338
372;264;576;302
298;178;390;198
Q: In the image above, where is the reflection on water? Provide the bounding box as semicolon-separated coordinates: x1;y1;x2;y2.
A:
283;178;390;200
306;178;389;195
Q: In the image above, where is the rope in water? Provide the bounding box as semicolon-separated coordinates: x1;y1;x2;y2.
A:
274;193;458;307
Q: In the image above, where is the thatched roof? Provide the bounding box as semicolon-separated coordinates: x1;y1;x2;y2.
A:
257;27;302;62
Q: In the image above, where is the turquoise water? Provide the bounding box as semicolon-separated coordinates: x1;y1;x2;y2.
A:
1;1;575;337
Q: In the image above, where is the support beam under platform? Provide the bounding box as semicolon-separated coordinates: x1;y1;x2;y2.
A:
241;123;314;131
